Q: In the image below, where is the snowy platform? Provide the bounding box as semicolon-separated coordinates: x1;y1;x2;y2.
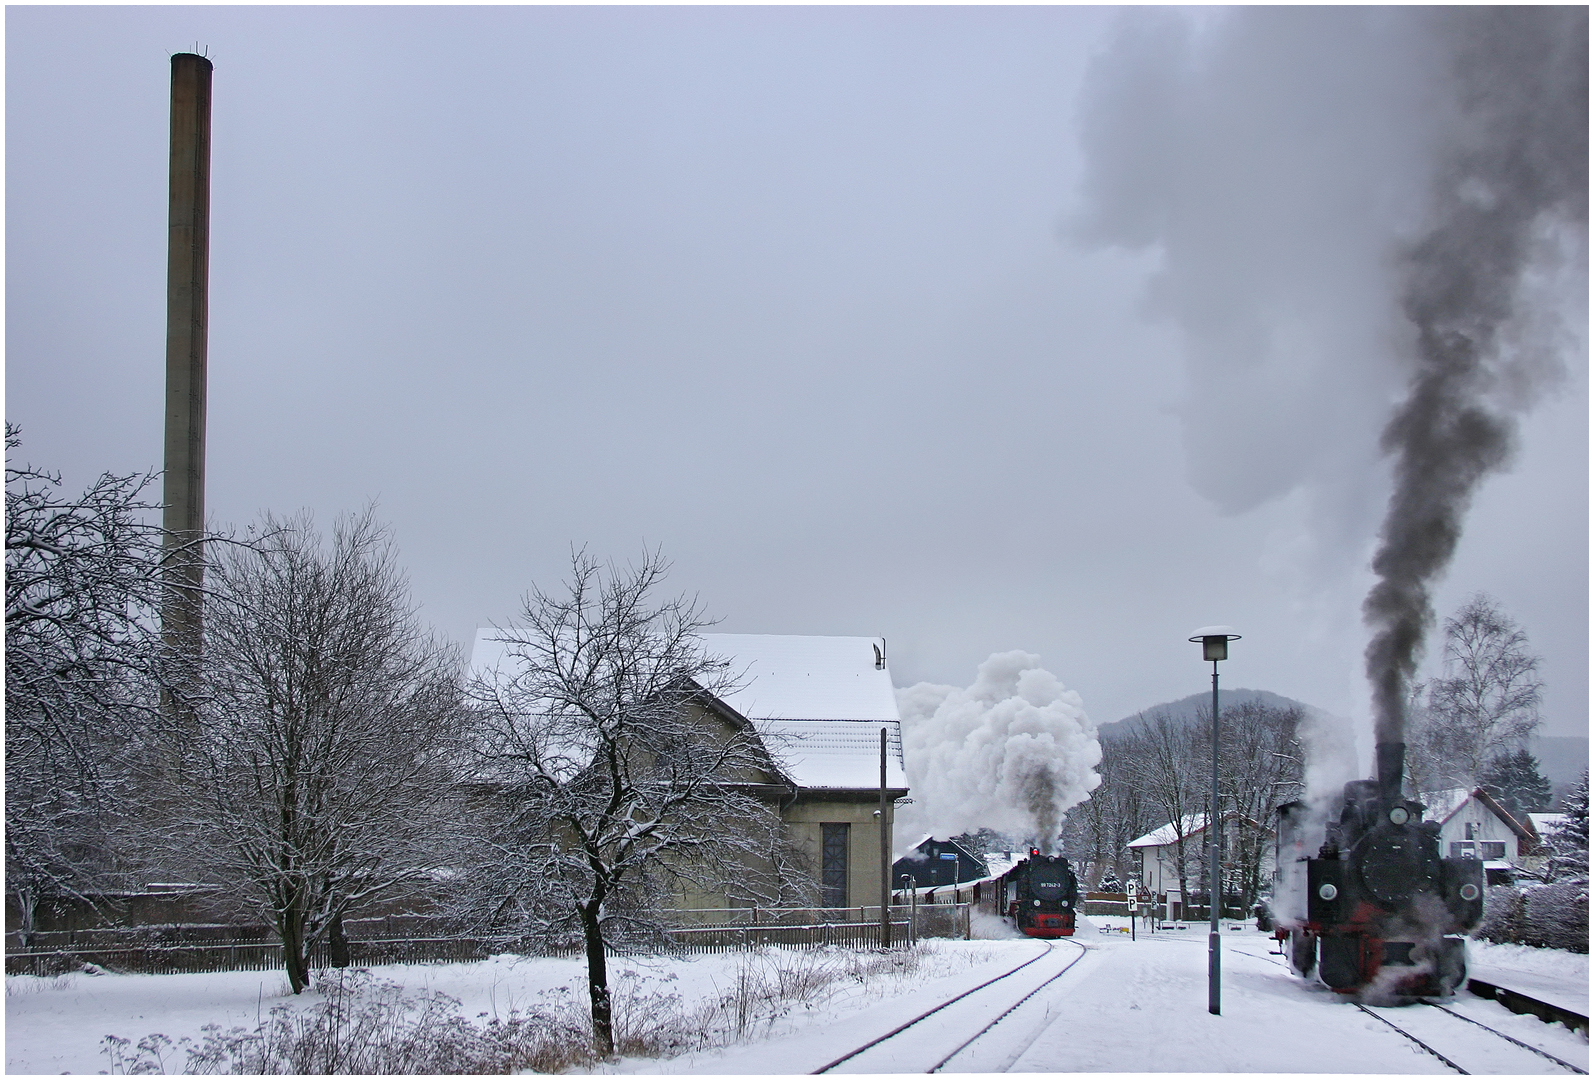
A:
1468;964;1589;1030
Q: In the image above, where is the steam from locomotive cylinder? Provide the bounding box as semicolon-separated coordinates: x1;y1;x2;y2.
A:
1363;7;1587;745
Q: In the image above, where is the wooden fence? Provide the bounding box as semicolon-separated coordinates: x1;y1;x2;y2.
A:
6;906;970;976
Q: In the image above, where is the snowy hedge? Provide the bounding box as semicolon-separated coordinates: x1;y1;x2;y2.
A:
1474;880;1588;954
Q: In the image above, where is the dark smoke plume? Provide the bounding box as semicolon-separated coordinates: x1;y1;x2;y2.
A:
1364;8;1588;744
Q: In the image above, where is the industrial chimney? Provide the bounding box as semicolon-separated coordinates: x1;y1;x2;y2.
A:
161;53;212;664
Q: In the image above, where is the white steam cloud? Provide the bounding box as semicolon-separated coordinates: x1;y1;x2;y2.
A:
895;652;1101;852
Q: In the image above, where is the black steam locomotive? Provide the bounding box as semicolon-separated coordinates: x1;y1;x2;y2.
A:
1273;742;1483;998
997;851;1080;938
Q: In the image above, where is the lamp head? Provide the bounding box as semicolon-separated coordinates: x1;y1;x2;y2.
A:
1189;626;1241;662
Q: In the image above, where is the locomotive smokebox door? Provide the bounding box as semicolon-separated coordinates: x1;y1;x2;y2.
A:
1358;829;1427;909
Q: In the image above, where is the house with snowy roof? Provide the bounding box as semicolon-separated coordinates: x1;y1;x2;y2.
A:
1128;812;1273;919
892;834;988;890
1421;788;1536;884
468;630;908;913
702;634;908;911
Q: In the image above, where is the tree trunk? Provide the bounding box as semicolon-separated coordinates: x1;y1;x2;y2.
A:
581;900;613;1057
282;909;311;994
14;886;37;948
328;908;350;968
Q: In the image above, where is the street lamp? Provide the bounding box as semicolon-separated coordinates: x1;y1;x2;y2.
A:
1189;625;1240;1017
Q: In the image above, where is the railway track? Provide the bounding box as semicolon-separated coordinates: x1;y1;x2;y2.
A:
1231;938;1586;1075
811;938;1090;1074
1354;1000;1587;1075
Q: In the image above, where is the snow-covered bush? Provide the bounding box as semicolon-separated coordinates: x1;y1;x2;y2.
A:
101;970;592;1074
1474;880;1588;954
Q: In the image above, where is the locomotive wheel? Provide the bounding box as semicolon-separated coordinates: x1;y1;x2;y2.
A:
1290;930;1316;977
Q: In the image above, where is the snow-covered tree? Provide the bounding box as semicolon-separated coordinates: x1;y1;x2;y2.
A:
1549;770;1589;877
455;549;802;1057
152;510;465;994
1479;749;1553;816
1412;595;1542;790
4;426;168;939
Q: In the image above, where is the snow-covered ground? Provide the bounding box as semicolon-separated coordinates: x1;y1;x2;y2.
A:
6;917;1587;1074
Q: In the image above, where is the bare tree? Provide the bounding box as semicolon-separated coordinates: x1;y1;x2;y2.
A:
5;425;166;939
1413;595;1543;790
153;510;464;994
457;549;799;1057
1217;701;1305;908
1120;713;1206;905
1061;739;1151;888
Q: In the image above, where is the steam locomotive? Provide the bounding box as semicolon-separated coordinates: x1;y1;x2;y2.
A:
1272;742;1484;998
993;851;1080;938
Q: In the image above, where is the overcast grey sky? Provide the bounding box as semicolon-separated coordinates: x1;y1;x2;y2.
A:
6;7;1587;744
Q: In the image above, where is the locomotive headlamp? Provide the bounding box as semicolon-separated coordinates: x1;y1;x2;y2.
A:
1459;883;1480;902
1389;807;1409;825
1318;882;1339;901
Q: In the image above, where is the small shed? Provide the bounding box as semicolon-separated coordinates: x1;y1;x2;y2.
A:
893;835;987;890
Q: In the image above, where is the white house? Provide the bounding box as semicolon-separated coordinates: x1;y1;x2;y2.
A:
1421;787;1536;884
1127;812;1273;919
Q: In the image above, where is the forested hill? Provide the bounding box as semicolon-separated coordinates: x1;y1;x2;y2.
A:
1096;688;1328;745
1096;692;1587;793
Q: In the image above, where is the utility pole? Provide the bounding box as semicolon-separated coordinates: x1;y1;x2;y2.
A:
879;728;891;948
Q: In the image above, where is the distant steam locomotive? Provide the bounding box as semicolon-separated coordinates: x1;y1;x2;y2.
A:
990;850;1080;938
1272;742;1484;998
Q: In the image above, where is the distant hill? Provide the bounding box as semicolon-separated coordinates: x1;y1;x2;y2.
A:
1096;688;1331;745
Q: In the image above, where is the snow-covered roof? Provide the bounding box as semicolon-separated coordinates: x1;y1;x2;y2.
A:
703;634;900;722
1128;815;1211;848
466;629;906;793
1528;813;1567;837
702;634;906;792
468;627;521;687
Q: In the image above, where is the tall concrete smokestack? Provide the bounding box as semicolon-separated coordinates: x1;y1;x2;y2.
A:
161;53;212;661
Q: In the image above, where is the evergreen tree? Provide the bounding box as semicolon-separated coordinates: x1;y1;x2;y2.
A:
1550;770;1589;876
1480;748;1553;816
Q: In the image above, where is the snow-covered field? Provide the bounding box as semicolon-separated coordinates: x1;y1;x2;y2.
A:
6;917;1587;1074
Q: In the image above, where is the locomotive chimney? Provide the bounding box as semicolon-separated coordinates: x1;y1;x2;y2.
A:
161;52;212;666
1376;741;1406;803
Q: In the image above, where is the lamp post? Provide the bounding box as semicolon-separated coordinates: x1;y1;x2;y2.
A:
1189;625;1239;1017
